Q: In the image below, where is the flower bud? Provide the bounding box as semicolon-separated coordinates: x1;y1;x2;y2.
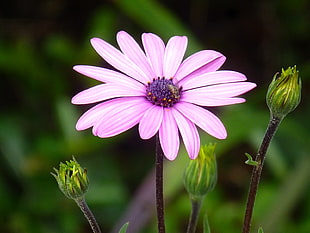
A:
52;157;89;200
266;66;301;119
183;143;217;201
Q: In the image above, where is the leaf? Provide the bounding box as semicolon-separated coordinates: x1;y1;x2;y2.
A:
258;226;264;233
245;153;259;166
203;214;211;233
118;222;129;233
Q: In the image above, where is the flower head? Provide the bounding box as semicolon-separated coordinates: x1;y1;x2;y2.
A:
72;31;256;160
266;66;301;119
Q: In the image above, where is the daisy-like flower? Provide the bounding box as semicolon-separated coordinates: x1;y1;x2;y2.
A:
72;31;256;160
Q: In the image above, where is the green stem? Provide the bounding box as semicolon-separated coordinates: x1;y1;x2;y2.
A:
242;116;282;233
186;199;203;233
75;198;102;233
155;134;166;233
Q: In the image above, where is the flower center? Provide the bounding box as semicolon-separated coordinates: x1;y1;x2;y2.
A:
146;77;181;107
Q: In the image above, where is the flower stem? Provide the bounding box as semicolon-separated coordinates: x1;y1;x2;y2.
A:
186;199;203;233
242;116;282;233
155;134;166;233
75;198;102;233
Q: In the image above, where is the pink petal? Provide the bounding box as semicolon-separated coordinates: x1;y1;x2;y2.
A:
163;36;188;79
171;108;200;159
75;98;132;130
159;109;180;160
183;82;257;98
174;50;225;81
73;65;145;89
90;37;149;83
181;95;246;106
117;31;155;80
174;102;227;139
179;71;247;90
178;56;226;83
139;105;163;139
142;33;165;78
92;97;152;137
71;84;144;104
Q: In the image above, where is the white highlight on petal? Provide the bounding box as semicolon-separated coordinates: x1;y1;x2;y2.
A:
139;105;163;139
163;36;188;79
117;31;155;80
174;102;227;139
174;50;225;81
142;33;165;78
159;109;180;160
171;108;200;159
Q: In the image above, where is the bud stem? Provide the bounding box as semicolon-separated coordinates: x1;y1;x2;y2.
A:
75;198;102;233
186;199;203;233
155;134;166;233
242;116;282;233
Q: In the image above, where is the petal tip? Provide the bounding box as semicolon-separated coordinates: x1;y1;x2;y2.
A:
164;153;178;161
90;37;103;47
189;152;199;160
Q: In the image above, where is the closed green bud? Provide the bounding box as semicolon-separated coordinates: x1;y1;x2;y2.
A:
52;156;89;200
266;66;301;119
183;143;217;201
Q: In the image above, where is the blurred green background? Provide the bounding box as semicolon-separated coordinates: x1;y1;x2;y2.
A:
1;0;309;232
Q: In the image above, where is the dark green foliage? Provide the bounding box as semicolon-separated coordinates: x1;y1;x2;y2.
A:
0;0;309;232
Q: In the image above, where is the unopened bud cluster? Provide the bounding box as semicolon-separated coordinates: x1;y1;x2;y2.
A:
266;66;301;119
52;157;89;200
183;143;217;201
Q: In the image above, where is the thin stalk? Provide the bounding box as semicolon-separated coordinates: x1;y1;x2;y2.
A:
242;116;282;233
155;134;166;233
186;199;203;233
75;198;102;233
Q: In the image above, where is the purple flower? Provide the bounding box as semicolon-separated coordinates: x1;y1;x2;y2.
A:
72;31;256;160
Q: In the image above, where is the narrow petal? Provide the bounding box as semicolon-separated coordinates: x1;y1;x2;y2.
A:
71;84;144;104
179;71;247;90
93;98;152;137
174;50;225;81
183;82;257;98
73;65;145;89
159;109;180;160
139;105;163;139
178;56;226;84
142;33;165;77
182;92;246;106
75;98;130;130
90;37;149;83
174;102;227;139
171;108;200;159
163;36;188;78
117;31;155;80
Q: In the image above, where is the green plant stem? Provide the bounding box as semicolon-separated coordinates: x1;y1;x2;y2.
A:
156;134;166;233
186;198;203;233
75;198;102;233
242;116;282;233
